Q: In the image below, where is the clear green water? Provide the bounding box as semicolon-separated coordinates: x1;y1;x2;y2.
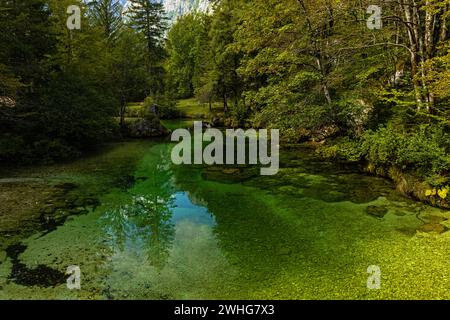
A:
0;140;448;300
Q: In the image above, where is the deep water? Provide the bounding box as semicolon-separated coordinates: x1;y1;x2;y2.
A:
0;139;448;299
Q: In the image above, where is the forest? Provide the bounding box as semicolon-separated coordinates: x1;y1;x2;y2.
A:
0;0;450;301
1;0;449;205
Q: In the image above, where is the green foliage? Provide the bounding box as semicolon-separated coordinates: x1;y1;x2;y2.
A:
161;0;450;183
165;13;210;99
127;0;167;51
316;138;364;163
143;95;180;120
230;101;250;127
89;0;123;41
39;70;117;148
1;0;449;181
0;134;79;163
0;0;166;163
127;0;168;95
360;126;450;175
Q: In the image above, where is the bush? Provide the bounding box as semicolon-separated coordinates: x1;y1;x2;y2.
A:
0;70;117;163
252;101;334;142
143;95;180;119
360;126;406;167
360;125;450;175
0;134;26;161
40;71;116;149
317;137;363;162
231;101;250;127
0;134;79;164
125;104;146;118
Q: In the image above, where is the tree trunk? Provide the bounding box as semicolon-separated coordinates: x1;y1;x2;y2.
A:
315;57;332;104
120;96;126;129
223;94;228;113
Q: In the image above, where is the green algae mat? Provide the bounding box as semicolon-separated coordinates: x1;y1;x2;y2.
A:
0;141;448;299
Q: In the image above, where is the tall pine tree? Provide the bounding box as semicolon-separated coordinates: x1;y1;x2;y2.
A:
126;0;167;95
89;0;123;43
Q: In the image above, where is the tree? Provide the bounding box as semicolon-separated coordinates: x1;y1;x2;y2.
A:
166;13;210;99
89;0;124;43
207;0;242;113
126;0;168;95
111;27;148;127
0;0;55;99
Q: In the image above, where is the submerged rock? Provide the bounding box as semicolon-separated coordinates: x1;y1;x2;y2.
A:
421;215;447;224
417;223;448;234
366;205;389;218
393;210;407;217
222;168;240;175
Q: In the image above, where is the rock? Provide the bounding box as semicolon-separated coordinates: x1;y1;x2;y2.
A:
70;198;85;208
0;96;16;108
393;211;407;217
222;168;240;175
417;223;448;234
209;117;224;127
396;227;417;236
311;125;340;142
422;215;447;224
366;205;388;218
125;118;168;138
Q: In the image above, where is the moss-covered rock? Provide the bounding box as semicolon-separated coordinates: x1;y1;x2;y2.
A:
366;205;389;218
417;223;449;234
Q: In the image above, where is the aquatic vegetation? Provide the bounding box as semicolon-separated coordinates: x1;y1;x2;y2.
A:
0;141;449;300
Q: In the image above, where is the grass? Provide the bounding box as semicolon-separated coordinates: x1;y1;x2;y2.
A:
123;98;225;121
125;102;145;118
176;98;224;119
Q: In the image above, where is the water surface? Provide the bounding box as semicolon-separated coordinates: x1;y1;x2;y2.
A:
0;139;448;299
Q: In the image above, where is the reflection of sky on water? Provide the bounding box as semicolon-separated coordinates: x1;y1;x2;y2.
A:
172;192;215;227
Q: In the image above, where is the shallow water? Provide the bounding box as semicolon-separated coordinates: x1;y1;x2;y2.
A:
0;139;448;300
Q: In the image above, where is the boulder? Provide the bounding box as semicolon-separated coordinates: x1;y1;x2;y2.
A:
209;117;224;127
311;125;340;142
125;118;168;138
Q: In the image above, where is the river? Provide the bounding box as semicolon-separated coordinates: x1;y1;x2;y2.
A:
0;135;448;299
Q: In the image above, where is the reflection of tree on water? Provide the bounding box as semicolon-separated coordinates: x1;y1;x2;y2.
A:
102;148;176;270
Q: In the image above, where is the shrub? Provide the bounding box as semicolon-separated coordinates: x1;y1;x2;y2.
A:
143;95;180;119
360;125;450;175
317;137;363;162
